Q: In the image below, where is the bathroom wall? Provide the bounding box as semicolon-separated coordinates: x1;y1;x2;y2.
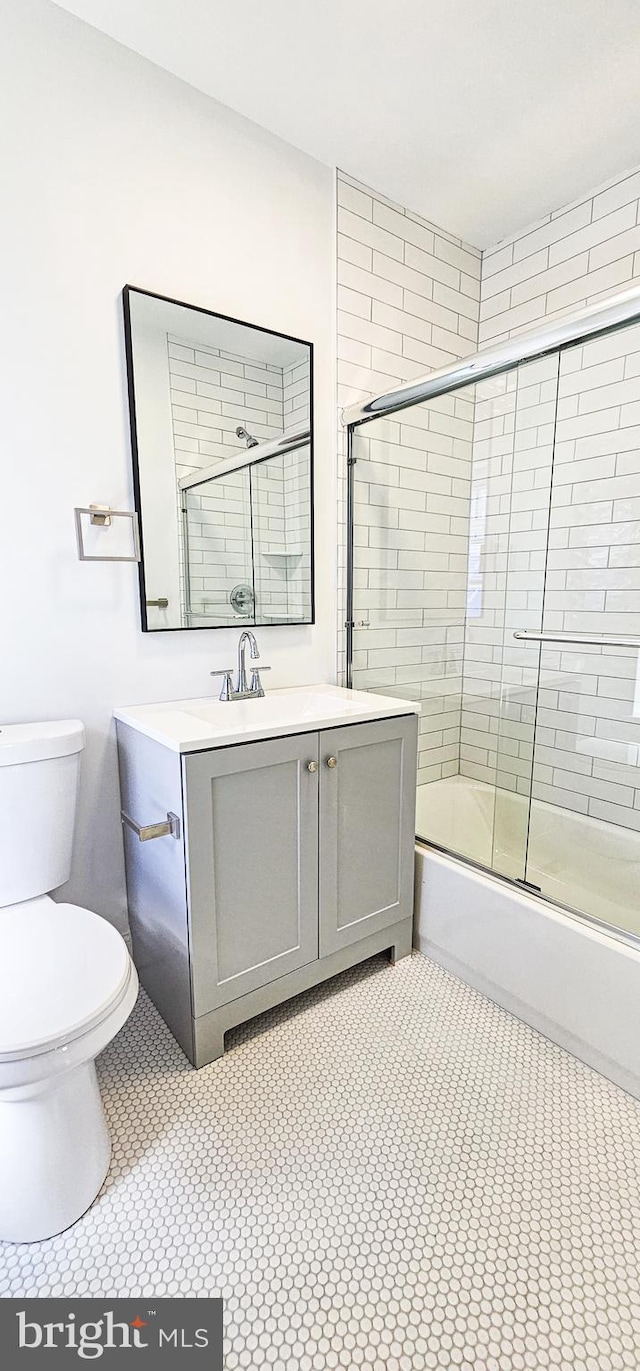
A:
336;171;482;785
0;0;336;934
460;163;640;829
479;170;640;346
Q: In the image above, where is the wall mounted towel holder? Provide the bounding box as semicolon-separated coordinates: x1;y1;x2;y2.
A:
74;504;141;562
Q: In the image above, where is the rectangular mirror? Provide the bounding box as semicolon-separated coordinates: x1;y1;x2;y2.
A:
123;286;314;630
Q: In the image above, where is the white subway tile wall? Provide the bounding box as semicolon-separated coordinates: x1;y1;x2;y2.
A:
252;445;312;623
480;167;640;347
277;358;312;622
336;171;482;785
170;335;285;625
169;336;286;476
283;357;310;436
170;337;311;625
183;469;253;624
532;325;640;830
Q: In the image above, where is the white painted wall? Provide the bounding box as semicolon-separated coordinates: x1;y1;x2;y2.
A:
0;0;336;934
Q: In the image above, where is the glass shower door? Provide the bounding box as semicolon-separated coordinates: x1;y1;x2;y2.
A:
349;356;559;884
476;351;560;882
349;307;640;938
524;321;640;934
350;396;481;861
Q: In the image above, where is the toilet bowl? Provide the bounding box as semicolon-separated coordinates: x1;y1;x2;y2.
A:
0;721;138;1243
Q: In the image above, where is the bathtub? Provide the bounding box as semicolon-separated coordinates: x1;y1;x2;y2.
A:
414;775;640;1097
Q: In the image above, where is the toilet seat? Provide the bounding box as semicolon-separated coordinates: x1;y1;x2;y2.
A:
0;897;132;1061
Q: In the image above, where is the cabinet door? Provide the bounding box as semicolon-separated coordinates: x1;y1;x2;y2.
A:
183;733;319;1014
319;715;417;957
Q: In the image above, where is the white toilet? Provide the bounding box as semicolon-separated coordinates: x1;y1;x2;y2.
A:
0;720;138;1244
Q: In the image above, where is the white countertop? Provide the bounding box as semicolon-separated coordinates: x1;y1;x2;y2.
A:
114;683;420;753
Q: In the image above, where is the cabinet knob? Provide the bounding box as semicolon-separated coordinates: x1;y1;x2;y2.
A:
326;756;338;769
307;760;318;773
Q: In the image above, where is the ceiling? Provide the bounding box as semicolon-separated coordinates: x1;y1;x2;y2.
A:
54;0;640;248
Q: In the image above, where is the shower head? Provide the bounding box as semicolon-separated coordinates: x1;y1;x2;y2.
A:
236;425;259;449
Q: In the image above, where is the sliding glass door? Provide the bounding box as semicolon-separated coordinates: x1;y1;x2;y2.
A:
473;351;560;883
349;356;559;885
349;311;640;940
524;321;640;931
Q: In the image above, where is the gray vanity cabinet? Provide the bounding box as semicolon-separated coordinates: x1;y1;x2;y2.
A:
318;717;416;958
183;733;319;1015
117;710;417;1067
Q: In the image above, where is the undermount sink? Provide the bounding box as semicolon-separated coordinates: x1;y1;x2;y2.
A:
114;683;420;753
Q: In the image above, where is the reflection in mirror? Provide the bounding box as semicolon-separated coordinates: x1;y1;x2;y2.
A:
123;286;314;630
181;437;311;625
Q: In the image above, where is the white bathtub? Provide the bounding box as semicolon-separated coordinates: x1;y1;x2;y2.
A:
415;776;640;1097
416;774;640;934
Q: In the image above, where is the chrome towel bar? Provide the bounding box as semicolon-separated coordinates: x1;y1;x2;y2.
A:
121;811;181;841
513;631;640;649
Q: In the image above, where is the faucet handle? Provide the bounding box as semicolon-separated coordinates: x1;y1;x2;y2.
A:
249;665;271;697
210;669;234;701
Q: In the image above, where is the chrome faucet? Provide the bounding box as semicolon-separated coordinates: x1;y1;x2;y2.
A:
210;631;271;702
236;630;259;694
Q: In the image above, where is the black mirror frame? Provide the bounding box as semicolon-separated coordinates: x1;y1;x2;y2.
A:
122;283;315;633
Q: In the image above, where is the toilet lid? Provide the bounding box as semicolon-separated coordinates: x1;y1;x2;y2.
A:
0;898;131;1058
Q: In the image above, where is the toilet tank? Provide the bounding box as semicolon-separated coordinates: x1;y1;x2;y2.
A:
0;721;85;907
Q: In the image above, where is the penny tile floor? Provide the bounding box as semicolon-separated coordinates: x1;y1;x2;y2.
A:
2;951;640;1370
